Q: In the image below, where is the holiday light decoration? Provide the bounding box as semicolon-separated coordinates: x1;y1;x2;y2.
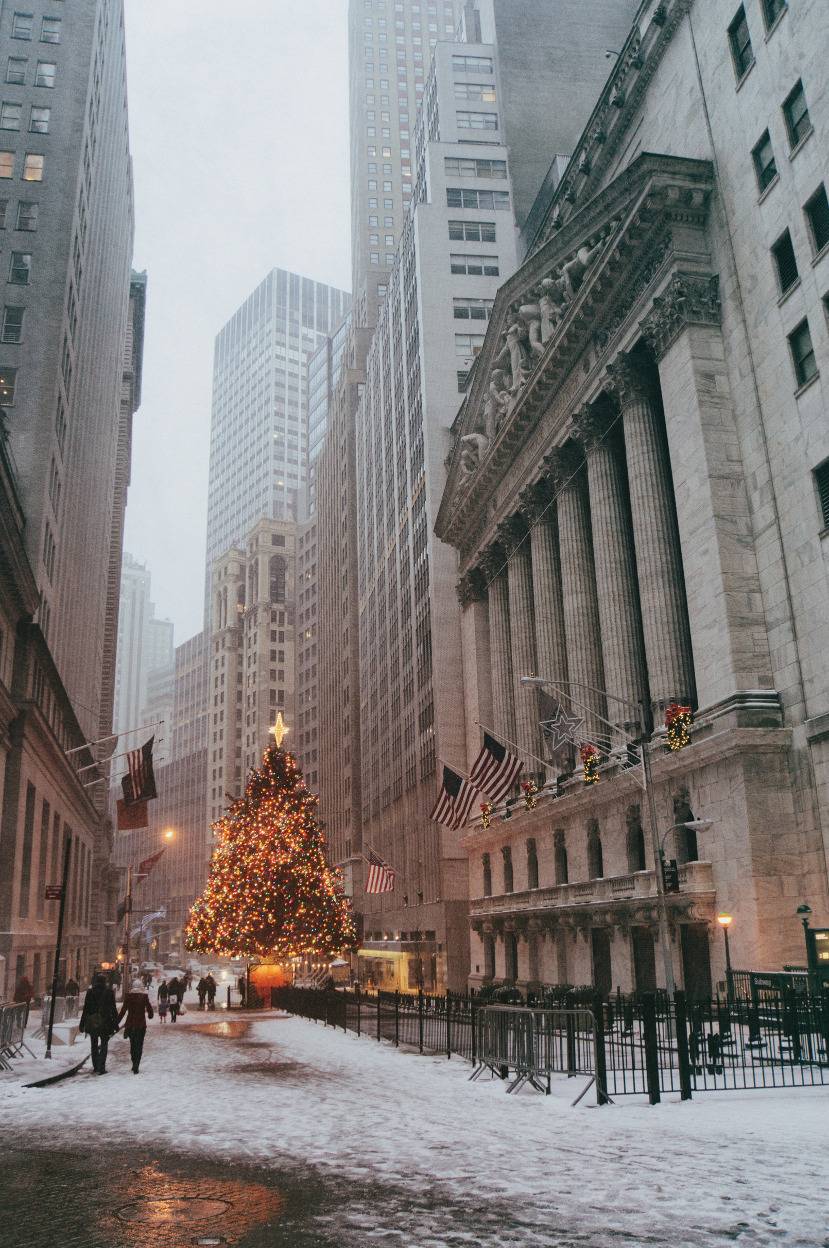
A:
579;743;600;785
521;779;538;810
185;745;356;960
664;703;692;751
480;801;493;829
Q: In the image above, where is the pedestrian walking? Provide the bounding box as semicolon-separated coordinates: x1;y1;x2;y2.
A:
168;977;182;1022
13;975;33;1006
157;979;169;1022
205;973;217;1008
117;978;154;1074
79;972;119;1075
64;975;80;1016
197;976;207;1010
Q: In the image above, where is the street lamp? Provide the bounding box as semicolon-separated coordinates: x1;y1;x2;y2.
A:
163;828;175;841
717;912;734;1003
797;904;817;989
520;674;712;1000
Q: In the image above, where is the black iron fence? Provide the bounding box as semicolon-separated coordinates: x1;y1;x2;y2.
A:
272;985;829;1103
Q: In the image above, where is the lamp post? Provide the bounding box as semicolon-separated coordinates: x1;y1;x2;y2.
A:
797;904;816;991
520;674;712;1000
717;912;734;1003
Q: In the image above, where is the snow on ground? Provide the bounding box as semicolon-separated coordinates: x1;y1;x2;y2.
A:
2;999;828;1247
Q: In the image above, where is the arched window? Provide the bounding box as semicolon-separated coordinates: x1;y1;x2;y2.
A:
587;820;604;880
673;791;698;864
626;805;646;873
501;845;513;893
554;830;568;885
236;583;245;615
269;554;286;603
481;852;491;897
526;838;538;890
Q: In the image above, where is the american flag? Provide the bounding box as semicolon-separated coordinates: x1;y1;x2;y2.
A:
135;847;166;882
469;732;522;802
430;765;478;831
364;847;395;894
121;736;157;806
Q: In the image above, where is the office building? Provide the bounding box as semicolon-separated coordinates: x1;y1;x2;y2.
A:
112;553;174;763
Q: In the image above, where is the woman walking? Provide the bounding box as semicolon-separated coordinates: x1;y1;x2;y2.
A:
79;972;119;1074
117;978;154;1074
157;979;169;1023
167;976;182;1022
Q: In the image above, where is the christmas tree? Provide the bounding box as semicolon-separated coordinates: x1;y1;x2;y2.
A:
185;742;355;960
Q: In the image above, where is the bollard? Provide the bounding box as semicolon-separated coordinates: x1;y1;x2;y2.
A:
226;985;231;1011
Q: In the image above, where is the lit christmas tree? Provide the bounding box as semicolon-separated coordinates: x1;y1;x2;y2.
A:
185;731;355;960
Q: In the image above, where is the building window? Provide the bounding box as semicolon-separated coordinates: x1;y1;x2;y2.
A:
22;152;43;181
457;370;469;392
9;251;31;284
35;61;56;88
482;852;491;897
11;12;34;40
448;219;496;242
456;110;498;131
761;0;786;28
2;305;24;343
453;81;496;102
501;845;513;893
451;54;493;74
814;459;829;531
40;16;61;43
0;151;14;178
29;105;49;133
455;332;485;357
804;184;829;255
526;838;539;890
554;831;568;885
453;296;493;320
771;229;798;295
626;806;646;873
751;130;777;193
16;200;38;230
0;365;17;403
587;821;604;880
0;102;22;130
788;319;817;388
445;156;507;180
727;6;754;80
447;187;509;211
449;252;499;277
782;80;811;149
6;57;27;84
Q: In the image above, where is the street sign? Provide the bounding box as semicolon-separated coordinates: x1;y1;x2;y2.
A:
44;885;64;900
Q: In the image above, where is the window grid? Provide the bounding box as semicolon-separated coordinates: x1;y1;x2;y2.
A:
788;319;817;388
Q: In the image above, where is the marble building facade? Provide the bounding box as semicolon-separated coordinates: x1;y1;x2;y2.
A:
435;0;829;997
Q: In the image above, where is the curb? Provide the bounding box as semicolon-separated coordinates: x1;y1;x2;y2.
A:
24;1055;89;1088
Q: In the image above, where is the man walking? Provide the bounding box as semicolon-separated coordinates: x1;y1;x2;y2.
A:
167;976;182;1022
197;976;207;1010
79;972;119;1074
205;973;217;1009
117;978;154;1073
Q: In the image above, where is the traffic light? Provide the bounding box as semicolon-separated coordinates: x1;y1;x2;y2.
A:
661;857;680;893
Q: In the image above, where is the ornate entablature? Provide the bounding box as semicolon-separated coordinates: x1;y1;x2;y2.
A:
434;153;715;561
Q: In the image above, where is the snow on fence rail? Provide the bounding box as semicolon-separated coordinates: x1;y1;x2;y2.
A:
272;986;829;1103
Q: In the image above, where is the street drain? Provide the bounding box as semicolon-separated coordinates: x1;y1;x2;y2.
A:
117;1197;230;1224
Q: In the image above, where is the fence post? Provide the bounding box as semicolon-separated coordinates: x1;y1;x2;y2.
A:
821;988;829;1063
471;998;477;1066
394;989;400;1047
446;993;452;1060
673;990;693;1101
592;994;609;1105
356;987;361;1038
377;990;382;1043
565;1010;576;1077
641;992;661;1105
418;988;424;1054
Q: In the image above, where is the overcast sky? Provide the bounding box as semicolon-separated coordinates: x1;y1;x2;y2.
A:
122;1;351;644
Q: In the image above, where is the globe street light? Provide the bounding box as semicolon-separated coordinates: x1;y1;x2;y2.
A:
163;828;175;841
717;912;734;1003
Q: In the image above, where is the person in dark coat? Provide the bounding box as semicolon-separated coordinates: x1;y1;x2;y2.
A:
205;973;216;1008
197;976;208;1010
13;975;33;1005
117;978;154;1073
167;976;182;1022
79;972;119;1074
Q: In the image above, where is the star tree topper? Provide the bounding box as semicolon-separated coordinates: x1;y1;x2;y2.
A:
269;712;289;748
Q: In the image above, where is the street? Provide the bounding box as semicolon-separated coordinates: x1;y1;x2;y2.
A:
1;1003;828;1247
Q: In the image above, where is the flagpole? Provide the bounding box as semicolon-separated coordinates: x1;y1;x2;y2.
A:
121;865;132;1003
64;719;164;757
473;720;551;775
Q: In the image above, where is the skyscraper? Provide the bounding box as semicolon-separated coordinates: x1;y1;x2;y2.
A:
204;269;350;621
112;553;174;762
0;0;136;744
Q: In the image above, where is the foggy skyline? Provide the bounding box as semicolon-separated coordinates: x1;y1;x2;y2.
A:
122;1;351;643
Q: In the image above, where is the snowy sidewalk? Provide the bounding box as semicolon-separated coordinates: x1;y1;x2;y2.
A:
1;1007;827;1246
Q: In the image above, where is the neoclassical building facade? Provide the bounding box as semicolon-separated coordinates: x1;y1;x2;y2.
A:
435;0;829;997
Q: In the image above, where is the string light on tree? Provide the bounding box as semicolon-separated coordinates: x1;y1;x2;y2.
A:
185;736;355;961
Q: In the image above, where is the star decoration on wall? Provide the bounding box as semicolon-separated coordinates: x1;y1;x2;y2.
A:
540;705;584;750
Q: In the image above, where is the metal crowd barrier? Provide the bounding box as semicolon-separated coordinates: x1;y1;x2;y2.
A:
0;1003;31;1068
474;1004;601;1100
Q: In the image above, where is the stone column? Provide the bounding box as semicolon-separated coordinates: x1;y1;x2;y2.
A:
480;544;516;745
572;401;649;736
457;568;493;775
519;479;569;693
497;514;540;769
640;272;775;710
544;444;607;746
606;352;695;719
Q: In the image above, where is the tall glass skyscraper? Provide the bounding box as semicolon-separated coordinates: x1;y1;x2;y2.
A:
204;268;350;617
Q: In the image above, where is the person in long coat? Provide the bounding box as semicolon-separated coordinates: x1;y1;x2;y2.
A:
117;978;154;1073
79;972;119;1074
167;976;182;1022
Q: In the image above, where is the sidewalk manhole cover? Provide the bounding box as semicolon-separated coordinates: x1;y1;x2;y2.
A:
117;1197;230;1224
